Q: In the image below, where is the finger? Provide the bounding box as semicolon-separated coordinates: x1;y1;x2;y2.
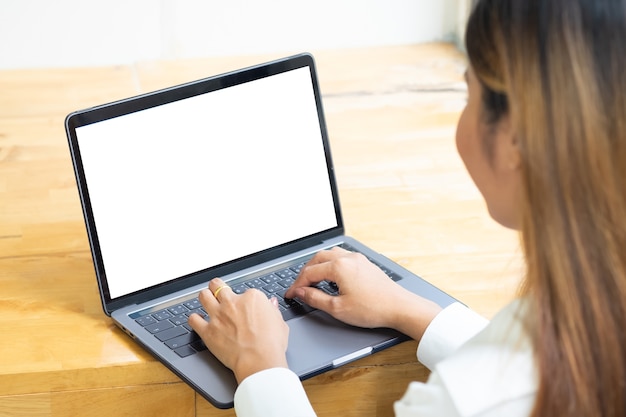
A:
289;285;337;313
290;247;351;288
208;277;225;292
286;261;336;298
188;311;210;335
198;287;219;315
208;278;234;303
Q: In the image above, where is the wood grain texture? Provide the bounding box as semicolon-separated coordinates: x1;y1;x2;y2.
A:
0;44;523;416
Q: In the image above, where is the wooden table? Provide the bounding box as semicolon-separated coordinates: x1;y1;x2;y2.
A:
0;44;523;416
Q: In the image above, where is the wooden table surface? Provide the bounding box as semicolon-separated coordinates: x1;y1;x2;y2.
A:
0;44;523;416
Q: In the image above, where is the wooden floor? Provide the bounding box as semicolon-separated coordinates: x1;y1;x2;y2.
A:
0;44;523;416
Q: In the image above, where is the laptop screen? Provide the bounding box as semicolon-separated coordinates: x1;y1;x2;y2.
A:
74;65;339;299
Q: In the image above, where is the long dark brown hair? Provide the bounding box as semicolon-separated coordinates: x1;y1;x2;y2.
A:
465;1;626;416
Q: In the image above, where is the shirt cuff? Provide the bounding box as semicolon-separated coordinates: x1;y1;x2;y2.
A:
234;367;317;417
417;302;488;370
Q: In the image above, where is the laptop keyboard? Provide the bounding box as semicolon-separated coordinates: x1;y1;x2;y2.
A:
132;243;402;358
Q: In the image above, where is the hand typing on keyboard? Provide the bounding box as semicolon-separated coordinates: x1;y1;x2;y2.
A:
188;277;289;384
285;246;442;340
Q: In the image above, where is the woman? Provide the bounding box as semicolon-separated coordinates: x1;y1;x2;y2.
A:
189;0;626;415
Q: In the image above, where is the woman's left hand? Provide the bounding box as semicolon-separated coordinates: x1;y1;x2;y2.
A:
188;278;289;384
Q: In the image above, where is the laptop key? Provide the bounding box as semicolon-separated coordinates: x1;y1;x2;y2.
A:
260;273;280;284
155;326;188;342
388;272;402;282
168;304;188;315
279;278;295;288
281;304;315;321
183;299;201;310
231;284;248;294
263;282;283;293
191;339;208;352
152;310;173;321
165;331;200;349
145;320;174;334
275;269;296;279
284;298;302;308
290;262;306;274
135;315;157;327
173;345;196;358
169;314;188;326
246;279;265;289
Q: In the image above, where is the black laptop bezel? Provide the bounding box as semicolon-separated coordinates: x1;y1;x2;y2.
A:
65;53;345;315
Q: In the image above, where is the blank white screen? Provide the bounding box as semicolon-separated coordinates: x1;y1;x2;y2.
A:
76;67;338;299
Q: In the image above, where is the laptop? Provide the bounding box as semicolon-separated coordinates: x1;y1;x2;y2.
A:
65;53;457;409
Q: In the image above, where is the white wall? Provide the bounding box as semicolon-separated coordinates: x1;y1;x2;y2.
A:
0;0;463;70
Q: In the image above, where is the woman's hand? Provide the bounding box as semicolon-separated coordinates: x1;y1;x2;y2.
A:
285;246;442;341
188;278;289;384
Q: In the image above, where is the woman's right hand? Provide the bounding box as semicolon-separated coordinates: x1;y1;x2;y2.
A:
285;246;442;341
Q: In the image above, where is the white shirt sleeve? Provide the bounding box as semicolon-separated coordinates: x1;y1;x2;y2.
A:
234;367;317;417
417;302;489;369
397;299;537;417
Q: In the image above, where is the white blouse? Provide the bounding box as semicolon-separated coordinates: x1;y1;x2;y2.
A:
234;301;538;417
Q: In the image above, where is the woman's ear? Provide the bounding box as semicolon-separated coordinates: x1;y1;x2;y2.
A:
497;115;521;171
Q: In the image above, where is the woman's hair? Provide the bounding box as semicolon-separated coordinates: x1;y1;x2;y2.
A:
466;1;626;416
